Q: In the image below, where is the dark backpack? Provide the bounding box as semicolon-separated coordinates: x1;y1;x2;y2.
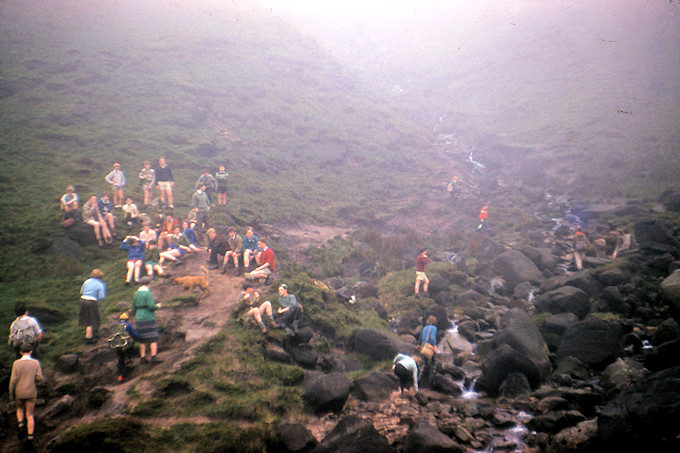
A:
9;317;37;348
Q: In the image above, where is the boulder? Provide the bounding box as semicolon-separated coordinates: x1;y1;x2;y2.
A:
552;419;600;452
493;308;552;381
562;271;602;296
600;358;644;390
659;269;680;303
597;268;632;287
352;371;398;401
42;394;75;419
498;372;531;398
302;371;352;414
634;219;679;254
598;366;680;451
289;345;319;369
492;249;544;290
519;245;558;272
265;343;291;363
353;329;414;362
67;221;98;246
541;313;579;351
404;420;465;453
477;344;542;397
526;410;587;435
556;318;624;370
56;354;79;374
430;374;463;396
643;338;680;371
602;286;626;312
277;420;318;453
533;286;591;320
313;415;392;453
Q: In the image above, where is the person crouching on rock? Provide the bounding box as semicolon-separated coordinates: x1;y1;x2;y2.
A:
393;353;420;395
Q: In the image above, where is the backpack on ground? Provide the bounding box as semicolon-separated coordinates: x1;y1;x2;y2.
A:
9;317;37;348
108;323;133;351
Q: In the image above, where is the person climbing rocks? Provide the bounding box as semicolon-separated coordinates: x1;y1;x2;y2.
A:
417;316;438;387
414;248;429;298
392;353;420;395
446;175;460;202
475;205;488;231
573;229;589;270
9;343;43;449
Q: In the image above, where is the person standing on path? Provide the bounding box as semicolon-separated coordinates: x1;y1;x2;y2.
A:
9;343;44;448
138;160;156;207
154;157;174;209
79;269;106;343
414;248;429;298
132;284;163;364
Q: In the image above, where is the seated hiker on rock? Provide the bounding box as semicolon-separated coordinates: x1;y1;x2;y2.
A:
274;283;302;335
221;226;243;276
158;212;179;250
122;197;140;231
392;353;420;395
108;312;140;382
8;302;43;359
82;194;113;246
60;185;79;223
97;193;117;235
206;227;229;270
245;238;275;285
181;220;201;252
159;225;190;266
241;227;260;271
139;222;157;248
233;282;277;333
120;235;145;286
417;316;438;385
143;239;168;279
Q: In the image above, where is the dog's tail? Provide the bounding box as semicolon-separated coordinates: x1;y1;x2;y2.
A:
200;265;208;282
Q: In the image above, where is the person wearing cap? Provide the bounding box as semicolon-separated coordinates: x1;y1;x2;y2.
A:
9;342;43;446
274;283;302;334
105;162;126;208
414;248;429;298
80;269;106;342
109;312;140;382
82;194;112;247
154;157;174;209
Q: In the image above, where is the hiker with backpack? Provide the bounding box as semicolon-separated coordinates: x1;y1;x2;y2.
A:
108;312;140;382
9;343;43;449
8;303;43;359
417;316;438;387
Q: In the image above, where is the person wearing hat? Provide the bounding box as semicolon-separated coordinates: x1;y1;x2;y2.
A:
414;248;429;298
9;342;43;446
105;162;126;208
109;312;140;382
80;269;106;342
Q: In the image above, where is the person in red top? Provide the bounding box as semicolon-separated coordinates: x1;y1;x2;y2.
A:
158;213;179;250
246;238;275;285
415;248;429;297
476;205;488;231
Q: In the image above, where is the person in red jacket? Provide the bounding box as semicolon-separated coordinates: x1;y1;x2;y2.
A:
415;248;429;298
475;205;488;231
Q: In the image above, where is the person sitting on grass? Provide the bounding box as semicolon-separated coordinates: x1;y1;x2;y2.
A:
241;227;260;271
120;235;145;286
274;283;302;335
82;194;112;246
233;282;277;333
143;239;169;279
139;222;157;248
182;220;202;252
221;226;243;276
159;225;192;266
158;212;179;250
245;238;275;285
98;193;117;236
60;185;79;222
122;197;140;231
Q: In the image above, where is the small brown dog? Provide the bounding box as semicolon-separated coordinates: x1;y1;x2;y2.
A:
173;266;209;295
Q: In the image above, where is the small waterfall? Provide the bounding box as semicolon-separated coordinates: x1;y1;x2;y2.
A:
468;145;485;169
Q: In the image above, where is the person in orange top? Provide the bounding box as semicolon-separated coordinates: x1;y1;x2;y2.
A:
476;205;488;231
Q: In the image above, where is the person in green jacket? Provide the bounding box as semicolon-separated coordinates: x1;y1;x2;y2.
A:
131;284;162;364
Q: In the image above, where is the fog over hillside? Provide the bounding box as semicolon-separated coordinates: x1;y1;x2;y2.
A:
256;0;680;196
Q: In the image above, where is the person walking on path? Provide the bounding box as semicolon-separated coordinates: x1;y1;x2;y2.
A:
132;284;163;364
104;162;126;208
9;343;43;448
154;157;174;209
80;269;106;343
8;303;43;359
414;248;429;298
108;312;141;382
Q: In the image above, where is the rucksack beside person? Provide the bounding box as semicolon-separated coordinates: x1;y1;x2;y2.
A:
108;322;133;351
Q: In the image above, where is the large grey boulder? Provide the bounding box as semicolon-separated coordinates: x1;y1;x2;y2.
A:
477;344;542;397
404;420;465;453
277;421;318;453
313;415;392;453
598;366;680;451
492;249;545;290
541;313;579;351
634;219;680;253
352;371;398;401
556;318;623;370
562;270;602;296
659;269;680;303
302;371;352;414
519;245;558;272
533;286;591;320
353;329;414;362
